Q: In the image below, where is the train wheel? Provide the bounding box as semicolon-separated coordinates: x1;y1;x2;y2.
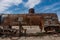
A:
44;27;48;32
44;26;56;33
55;26;60;33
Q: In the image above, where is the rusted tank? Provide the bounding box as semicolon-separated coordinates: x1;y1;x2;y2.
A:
0;8;60;33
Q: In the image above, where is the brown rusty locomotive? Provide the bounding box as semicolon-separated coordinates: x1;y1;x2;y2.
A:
0;8;60;33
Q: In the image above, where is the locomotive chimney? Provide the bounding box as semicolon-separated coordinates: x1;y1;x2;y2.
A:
29;8;35;14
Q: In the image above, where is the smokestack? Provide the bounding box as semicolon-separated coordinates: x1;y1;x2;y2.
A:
29;8;35;14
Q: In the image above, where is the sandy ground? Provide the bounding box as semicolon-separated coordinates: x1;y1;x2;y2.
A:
0;26;60;40
0;35;60;40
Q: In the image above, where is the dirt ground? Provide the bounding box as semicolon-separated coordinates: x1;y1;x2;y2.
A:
0;34;60;40
0;26;60;40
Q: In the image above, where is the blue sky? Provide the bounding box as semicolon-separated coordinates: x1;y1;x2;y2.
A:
0;0;60;20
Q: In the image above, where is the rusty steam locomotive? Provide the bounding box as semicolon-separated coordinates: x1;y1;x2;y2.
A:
0;8;60;36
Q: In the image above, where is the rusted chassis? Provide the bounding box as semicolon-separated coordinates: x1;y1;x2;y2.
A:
44;26;60;33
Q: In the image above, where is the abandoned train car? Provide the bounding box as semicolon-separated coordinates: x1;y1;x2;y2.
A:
0;8;60;32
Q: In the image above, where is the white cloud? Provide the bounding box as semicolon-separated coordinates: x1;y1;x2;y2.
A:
56;12;60;21
24;0;41;8
40;3;60;12
57;15;60;21
50;7;60;12
0;0;22;13
0;0;41;13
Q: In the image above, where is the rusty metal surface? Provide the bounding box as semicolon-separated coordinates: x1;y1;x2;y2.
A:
0;13;59;26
